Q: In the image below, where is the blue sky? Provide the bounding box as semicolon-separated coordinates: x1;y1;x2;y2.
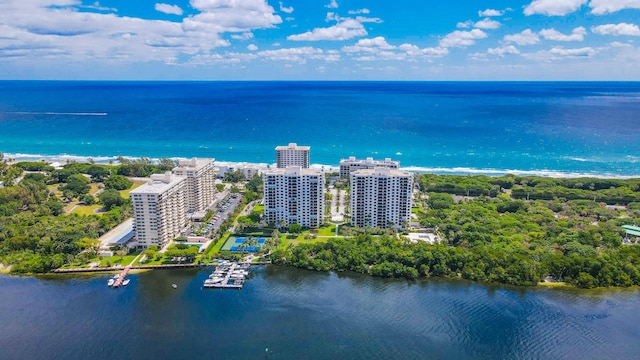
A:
1;0;640;80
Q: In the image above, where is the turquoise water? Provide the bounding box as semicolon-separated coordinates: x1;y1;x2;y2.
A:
1;267;640;359
0;81;639;177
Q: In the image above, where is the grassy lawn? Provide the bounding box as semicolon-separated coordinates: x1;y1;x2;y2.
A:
203;233;231;256
99;251;141;267
72;204;102;216
316;225;337;236
252;204;264;213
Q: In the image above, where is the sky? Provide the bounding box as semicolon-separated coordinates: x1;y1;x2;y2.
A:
1;0;640;80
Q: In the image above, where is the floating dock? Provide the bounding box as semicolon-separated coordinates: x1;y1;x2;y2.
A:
204;262;250;289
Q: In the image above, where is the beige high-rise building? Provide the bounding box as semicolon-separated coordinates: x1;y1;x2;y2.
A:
350;168;413;229
263;166;324;228
339;156;400;179
276;143;310;168
172;158;216;213
130;172;187;248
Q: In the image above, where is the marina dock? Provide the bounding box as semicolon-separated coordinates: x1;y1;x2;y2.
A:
112;265;131;287
204;261;251;289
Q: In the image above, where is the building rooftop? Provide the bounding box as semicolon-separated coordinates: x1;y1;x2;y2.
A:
264;166;322;176
275;143;310;150
351;167;412;177
623;225;640;237
341;156;398;165
173;157;215;171
130;172;186;195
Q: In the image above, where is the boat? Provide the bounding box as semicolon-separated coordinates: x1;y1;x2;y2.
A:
172;284;177;289
107;278;115;287
112;274;120;279
122;279;130;286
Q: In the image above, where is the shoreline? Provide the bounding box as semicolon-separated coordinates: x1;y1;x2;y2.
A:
4;151;640;179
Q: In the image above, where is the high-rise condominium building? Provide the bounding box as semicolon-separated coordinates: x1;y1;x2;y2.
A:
263;166;324;228
172;158;216;213
276;143;310;168
339;156;400;179
350;168;413;229
130;172;187;248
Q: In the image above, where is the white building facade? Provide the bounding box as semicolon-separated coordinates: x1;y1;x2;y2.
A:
130;172;187;249
172;158;216;213
350;168;413;229
339;156;400;179
263;167;324;228
276;143;310;169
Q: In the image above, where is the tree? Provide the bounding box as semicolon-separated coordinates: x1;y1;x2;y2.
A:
104;174;132;190
223;170;245;183
289;224;303;234
98;189;126;211
86;165;110;182
427;193;454;209
61;174;90;197
76;237;100;254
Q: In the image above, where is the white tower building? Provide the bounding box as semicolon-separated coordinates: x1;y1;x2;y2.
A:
263;166;324;228
276;143;310;169
350;168;413;229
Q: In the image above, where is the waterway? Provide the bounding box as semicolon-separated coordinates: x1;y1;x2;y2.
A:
1;266;640;359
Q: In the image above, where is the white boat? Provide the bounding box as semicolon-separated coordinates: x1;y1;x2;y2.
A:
210;276;224;283
112;274;120;279
172;284;178;289
107;278;115;287
122;279;130;286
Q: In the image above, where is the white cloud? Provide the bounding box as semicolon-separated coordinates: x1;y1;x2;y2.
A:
549;46;596;56
487;45;520;57
523;46;597;60
155;3;183;15
474;18;501;29
288;19;369;41
84;2;117;12
348;9;370;15
342;37;395;52
398;44;449;60
231;32;254;40
457;21;473;29
279;2;293;14
592;23;640;36
478;9;504;17
524;0;587;16
540;27;587;41
0;0;285;68
247;44;258;51
504;29;540;45
257;47;337;63
589;0;640;14
326;0;338;9
439;29;487;48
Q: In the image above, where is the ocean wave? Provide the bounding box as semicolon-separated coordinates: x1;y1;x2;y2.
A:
3;153;639;179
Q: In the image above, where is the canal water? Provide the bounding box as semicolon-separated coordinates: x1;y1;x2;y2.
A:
1;266;639;359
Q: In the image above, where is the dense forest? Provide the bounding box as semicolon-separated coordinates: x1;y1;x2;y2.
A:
274;174;640;288
0;156;175;273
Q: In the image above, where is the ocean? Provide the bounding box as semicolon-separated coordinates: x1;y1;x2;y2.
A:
2;267;640;360
0;81;639;177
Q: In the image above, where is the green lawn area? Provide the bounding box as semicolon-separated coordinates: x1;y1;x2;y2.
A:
316;225;337;236
99;251;140;267
72;204;102;216
252;204;264;213
203;233;231;256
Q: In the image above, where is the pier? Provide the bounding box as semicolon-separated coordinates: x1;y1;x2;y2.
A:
112;265;131;287
204;261;250;289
